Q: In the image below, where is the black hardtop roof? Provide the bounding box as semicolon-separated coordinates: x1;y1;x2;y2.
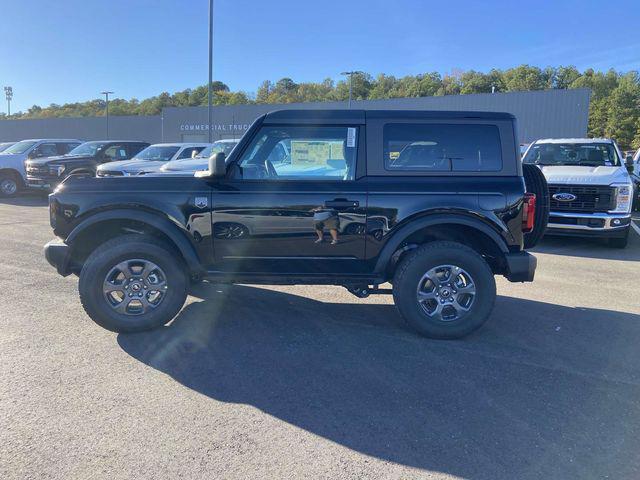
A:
263;109;515;124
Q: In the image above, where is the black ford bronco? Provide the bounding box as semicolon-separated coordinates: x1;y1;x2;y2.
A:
45;110;547;339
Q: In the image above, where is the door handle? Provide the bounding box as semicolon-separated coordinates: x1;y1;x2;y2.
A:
324;199;359;208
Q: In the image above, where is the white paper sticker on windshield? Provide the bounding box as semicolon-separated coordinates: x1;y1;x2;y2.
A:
347;127;356;148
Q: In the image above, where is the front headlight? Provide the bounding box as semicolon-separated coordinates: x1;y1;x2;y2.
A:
610;183;632;213
49;165;65;176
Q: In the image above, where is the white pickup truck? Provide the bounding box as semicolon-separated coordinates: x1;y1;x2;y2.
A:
523;138;634;248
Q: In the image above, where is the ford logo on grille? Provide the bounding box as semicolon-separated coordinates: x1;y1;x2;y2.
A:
552;192;577;202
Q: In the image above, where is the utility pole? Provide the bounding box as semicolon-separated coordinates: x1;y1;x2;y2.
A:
101;91;114;139
4;86;13;117
208;0;214;143
340;71;363;109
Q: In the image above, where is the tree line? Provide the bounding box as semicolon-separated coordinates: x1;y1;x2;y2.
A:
2;65;639;149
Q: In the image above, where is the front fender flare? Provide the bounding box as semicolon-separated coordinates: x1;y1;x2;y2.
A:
373;214;509;274
66;208;204;275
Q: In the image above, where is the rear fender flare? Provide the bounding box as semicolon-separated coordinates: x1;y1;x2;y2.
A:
373;214;509;274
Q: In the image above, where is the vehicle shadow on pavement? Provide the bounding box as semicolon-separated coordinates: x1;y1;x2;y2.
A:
118;284;640;479
0;194;48;207
533;233;640;261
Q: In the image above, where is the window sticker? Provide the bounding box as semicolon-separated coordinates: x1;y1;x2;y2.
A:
347;127;356;148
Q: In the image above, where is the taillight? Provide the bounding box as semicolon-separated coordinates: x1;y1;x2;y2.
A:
522;193;536;233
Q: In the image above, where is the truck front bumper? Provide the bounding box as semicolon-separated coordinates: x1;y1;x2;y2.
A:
44;239;73;276
546;212;631;238
26;176;60;190
504;252;537;283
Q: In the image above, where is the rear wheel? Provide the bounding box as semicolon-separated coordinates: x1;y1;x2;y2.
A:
392;241;496;339
79;235;188;332
522;163;549;249
0;171;21;197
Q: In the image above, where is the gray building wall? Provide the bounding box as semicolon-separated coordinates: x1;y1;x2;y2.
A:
0;89;590;145
0;115;161;143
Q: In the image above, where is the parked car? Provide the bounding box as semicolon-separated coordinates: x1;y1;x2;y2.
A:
96;143;209;177
44;109;543;339
0;139;82;197
160;139;240;175
0;142;15;153
25;140;149;191
631;148;640;210
523;138;634;247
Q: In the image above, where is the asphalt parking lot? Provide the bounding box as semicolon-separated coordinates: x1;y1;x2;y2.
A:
1;195;640;480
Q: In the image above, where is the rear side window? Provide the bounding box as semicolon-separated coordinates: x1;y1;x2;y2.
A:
383;123;502;172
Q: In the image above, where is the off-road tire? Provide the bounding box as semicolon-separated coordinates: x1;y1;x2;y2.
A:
392;241;496;339
607;228;629;249
522;163;550;249
79;235;188;332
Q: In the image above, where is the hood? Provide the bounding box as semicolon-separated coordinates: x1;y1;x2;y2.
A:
161;157;208;173
99;159;166;174
539;165;631;185
0;153;28;174
28;154;91;166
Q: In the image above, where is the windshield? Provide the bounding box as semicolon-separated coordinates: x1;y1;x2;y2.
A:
67;141;108;156
133;145;180;162
195;141;238;158
523;143;620;167
2;140;38;155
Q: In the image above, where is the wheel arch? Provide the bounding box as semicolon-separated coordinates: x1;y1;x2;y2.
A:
374;214;510;277
0;168;25;185
66;209;205;277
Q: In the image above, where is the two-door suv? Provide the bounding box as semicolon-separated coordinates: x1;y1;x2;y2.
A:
26;140;149;190
44;110;544;339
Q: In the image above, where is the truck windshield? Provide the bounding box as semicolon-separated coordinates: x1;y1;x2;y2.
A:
2;140;38;154
133;146;180;161
67;142;108;156
523;143;620;167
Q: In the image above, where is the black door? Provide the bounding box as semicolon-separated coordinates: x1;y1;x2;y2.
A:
211;124;368;274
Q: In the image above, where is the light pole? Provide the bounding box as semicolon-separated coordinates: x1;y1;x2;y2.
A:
101;91;114;139
4;86;13;117
340;71;363;108
207;0;214;143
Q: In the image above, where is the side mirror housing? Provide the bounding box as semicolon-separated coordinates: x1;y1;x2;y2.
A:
625;154;635;173
208;152;226;177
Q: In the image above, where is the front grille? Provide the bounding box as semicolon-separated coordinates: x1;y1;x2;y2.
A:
548;184;615;213
27;165;49;176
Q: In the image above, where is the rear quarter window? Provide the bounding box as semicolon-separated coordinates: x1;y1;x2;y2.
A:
383;123;502;172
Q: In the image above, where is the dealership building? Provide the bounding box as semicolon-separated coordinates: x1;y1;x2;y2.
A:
0;88;590;145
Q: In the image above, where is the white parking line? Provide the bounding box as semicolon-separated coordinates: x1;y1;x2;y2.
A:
631;220;640;237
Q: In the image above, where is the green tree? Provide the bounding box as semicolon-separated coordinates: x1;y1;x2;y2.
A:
605;72;640;149
502;65;546;91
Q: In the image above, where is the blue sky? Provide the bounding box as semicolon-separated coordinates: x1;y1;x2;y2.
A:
1;0;639;113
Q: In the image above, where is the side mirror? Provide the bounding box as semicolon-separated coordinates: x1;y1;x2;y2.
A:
625;154;635;173
208;152;226;177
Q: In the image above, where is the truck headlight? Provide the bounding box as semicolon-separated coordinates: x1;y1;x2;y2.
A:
49;165;65;176
611;183;632;213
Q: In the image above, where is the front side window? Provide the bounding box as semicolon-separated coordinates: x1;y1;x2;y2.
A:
35;143;57;158
103;145;128;161
178;146;205;159
133;146;180;162
238;126;357;180
384;123;502;172
68;142;107;156
523;143;620;167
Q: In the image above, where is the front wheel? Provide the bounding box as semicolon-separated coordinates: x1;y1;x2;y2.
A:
607;228;629;249
0;172;21;197
393;241;496;339
79;235;188;332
